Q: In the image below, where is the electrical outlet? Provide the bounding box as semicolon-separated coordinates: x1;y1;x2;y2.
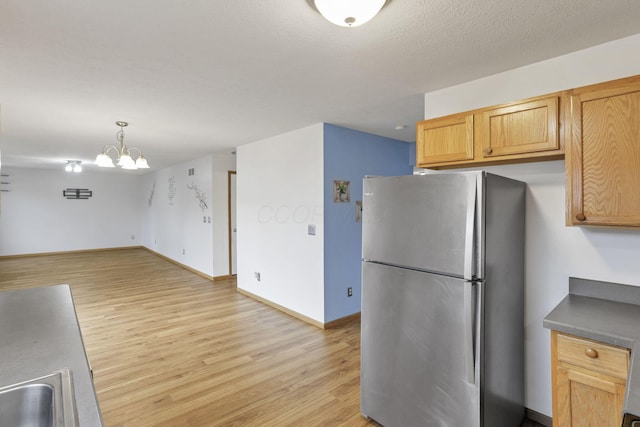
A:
347;287;353;297
182;249;185;255
255;272;261;281
308;224;316;235
130;234;135;240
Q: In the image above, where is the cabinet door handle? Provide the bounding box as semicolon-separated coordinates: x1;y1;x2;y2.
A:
483;148;493;155
585;348;598;358
576;213;587;221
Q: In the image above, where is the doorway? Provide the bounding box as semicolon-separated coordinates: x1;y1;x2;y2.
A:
228;171;237;276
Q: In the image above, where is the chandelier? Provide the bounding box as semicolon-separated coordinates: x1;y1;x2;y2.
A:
95;121;150;169
309;0;389;27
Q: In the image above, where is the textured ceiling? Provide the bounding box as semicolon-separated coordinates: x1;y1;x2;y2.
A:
2;0;640;172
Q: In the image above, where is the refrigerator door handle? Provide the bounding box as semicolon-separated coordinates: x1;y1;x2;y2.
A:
463;281;475;384
463;176;477;280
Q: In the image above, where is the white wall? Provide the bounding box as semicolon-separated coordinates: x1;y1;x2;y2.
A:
212;153;236;277
140;156;214;277
423;33;640;416
0;167;140;255
2;153;235;277
236;124;325;323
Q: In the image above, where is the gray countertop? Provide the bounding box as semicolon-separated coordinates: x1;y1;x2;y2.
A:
0;284;103;426
544;277;640;419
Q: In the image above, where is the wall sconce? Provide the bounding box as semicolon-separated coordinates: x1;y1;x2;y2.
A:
65;160;82;173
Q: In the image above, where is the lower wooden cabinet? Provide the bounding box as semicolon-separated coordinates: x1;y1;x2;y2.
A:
551;331;630;427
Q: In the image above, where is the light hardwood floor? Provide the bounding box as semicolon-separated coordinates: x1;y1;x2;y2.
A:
0;249;375;427
1;248;543;427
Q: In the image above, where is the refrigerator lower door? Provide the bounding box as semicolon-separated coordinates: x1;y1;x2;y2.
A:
361;262;480;427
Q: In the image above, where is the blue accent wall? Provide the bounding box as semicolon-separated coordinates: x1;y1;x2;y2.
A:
408;141;416;167
323;124;413;322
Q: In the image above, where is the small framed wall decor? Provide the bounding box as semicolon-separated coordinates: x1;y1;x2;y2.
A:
333;180;350;203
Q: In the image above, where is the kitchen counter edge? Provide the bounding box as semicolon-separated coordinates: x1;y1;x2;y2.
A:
543;277;640;420
0;284;103;426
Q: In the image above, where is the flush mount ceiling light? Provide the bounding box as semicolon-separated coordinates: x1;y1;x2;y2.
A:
308;0;390;27
64;160;82;173
95;121;150;170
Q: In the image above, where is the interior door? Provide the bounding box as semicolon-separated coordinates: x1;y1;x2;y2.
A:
228;171;237;276
361;262;480;427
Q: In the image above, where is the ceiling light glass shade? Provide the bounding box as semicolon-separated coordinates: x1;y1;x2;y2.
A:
135;155;150;169
65;160;83;172
95;153;115;167
117;153;135;168
121;161;138;170
313;0;386;27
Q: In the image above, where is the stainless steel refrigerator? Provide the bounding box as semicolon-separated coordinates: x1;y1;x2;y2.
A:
361;171;525;427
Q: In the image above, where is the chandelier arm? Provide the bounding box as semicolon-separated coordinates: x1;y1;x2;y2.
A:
102;145;120;157
127;147;145;159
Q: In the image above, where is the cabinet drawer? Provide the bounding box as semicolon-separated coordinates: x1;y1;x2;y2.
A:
557;334;629;380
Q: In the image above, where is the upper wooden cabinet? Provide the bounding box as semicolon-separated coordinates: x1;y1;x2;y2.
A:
566;75;640;227
479;96;559;158
416;113;473;165
416;94;564;169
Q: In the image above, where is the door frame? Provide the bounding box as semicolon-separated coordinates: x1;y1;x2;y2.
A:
227;170;237;277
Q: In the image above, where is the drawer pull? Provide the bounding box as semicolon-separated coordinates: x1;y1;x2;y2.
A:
576;213;587;221
483;148;493;155
585;348;598;359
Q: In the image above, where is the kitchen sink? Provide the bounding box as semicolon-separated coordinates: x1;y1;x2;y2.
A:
0;369;78;427
623;412;640;427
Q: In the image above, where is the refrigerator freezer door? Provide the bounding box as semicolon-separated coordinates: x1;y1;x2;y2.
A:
362;173;480;279
361;262;480;427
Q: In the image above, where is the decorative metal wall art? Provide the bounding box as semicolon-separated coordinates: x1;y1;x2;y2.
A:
168;176;176;205
0;174;10;192
187;182;208;211
148;181;156;207
63;188;92;199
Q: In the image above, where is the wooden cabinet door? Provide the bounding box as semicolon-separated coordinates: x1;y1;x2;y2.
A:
555;366;625;427
479;96;559;158
416;113;473;166
551;332;629;427
566;75;640;226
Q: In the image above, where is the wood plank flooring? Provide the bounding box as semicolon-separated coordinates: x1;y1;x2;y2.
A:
0;248;545;426
0;249;373;426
